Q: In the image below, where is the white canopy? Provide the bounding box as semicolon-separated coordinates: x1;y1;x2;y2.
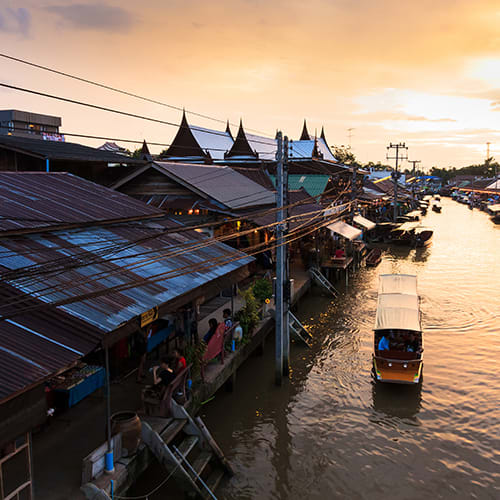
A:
328;220;362;240
374;274;421;332
353;215;376;230
394;221;419;232
488;204;500;213
405;210;420;218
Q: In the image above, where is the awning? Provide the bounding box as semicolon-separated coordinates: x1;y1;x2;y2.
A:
353;215;376;230
393;221;419;232
375;274;421;332
327;220;362;240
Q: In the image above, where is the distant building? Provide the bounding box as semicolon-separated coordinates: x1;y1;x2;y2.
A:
0;109;62;140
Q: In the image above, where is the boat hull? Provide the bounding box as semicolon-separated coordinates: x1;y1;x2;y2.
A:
373;356;423;384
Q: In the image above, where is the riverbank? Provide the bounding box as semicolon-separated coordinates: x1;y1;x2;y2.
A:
32;266;312;499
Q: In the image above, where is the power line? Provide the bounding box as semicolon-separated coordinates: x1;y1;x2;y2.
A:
0;52;273;137
0;82;276;149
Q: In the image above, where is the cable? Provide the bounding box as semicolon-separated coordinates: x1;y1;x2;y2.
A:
0;190;352;315
0;210;346;319
0;83;276;148
0;52;273;137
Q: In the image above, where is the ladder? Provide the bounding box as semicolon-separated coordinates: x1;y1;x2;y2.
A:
288;311;312;347
310;267;338;296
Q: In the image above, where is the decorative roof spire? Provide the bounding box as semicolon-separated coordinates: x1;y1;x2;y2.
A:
320;126;326;141
225;119;258;159
300;119;310;140
140;139;152;161
225;120;233;139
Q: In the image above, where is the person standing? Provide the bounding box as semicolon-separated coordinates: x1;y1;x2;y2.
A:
223;308;233;330
203;318;218;344
173;347;187;374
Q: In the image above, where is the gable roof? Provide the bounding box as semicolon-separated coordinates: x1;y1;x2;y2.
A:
269;174;330;198
300;120;311;140
164;111;233;161
225;120;258;159
0;172;163;235
288;138;337;162
145;162;276;210
0;135;144;164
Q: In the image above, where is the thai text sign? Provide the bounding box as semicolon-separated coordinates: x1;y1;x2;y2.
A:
140;306;158;327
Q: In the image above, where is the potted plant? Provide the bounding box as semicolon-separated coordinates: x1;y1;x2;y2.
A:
234;288;260;336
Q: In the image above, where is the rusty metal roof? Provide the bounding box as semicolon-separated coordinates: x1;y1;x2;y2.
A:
0;135;145;164
0;282;102;402
0;172;163;234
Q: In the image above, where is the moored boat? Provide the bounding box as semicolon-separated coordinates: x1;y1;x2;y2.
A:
389;222;433;247
366;247;382;267
488;204;500;223
373;274;423;384
432;202;442;213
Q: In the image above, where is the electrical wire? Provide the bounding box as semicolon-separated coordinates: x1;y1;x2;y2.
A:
0;209;347;319
0;52;273;137
0;83;276;149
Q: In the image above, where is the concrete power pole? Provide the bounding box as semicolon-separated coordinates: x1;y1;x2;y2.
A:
408;159;421;203
275;132;290;385
387;142;408;221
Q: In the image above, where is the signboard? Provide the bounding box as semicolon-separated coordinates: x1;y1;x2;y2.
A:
140;306;158;327
42;133;65;142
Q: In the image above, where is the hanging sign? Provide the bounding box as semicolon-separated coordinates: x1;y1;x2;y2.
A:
140;306;158;327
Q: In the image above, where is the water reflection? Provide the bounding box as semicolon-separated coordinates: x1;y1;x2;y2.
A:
371;379;422;421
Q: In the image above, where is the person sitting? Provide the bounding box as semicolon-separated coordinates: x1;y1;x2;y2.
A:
203;318;218;344
152;357;175;388
406;333;421;355
378;335;390;351
334;248;346;259
173;347;187;374
223;308;233;330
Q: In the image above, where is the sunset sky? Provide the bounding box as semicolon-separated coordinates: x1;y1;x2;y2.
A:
1;0;499;169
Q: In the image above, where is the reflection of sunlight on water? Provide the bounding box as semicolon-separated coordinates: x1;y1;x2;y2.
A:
202;199;500;500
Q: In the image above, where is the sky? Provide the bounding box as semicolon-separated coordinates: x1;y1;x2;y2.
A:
0;0;499;169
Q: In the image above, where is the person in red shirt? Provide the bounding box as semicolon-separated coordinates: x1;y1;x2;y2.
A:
173;347;187;374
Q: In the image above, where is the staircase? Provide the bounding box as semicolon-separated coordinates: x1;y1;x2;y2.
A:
141;401;233;499
310;267;338;296
288;311;312;347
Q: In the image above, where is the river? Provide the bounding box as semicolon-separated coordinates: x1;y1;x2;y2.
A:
200;197;500;499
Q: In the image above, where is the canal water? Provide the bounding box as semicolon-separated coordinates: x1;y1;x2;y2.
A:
200;198;500;499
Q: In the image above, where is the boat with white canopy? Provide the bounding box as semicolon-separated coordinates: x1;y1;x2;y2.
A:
373;274;423;384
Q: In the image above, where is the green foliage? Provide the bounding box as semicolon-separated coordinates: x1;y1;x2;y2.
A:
184;341;206;380
252;278;272;304
429;158;498;182
234;288;260;336
131;148;144;159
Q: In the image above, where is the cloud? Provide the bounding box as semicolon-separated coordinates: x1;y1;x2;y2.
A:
0;7;31;37
354;111;457;123
45;3;134;31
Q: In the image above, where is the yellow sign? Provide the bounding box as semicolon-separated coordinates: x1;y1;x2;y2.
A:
140;306;158;327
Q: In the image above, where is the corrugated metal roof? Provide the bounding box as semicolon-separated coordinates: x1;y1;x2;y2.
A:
0;135;144;164
0;282;102;402
0;221;253;332
0;172;163;233
269;174;330;198
190;125;234;161
154;162;275;209
288;138;337;162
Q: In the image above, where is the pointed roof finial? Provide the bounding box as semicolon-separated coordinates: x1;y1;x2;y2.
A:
225;118;257;159
320;126;326;141
225;120;233;139
300;119;310;140
140;139;152;161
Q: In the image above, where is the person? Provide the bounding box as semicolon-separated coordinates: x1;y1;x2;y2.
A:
173;347;187;374
203;318;218;344
378;334;390;351
152;357;175;387
223;308;233;330
406;333;420;354
334;248;345;259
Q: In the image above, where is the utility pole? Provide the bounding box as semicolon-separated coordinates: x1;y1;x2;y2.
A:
486;142;491;161
283;136;290;378
408;159;421;203
347;128;354;150
386;142;408;222
275;132;289;385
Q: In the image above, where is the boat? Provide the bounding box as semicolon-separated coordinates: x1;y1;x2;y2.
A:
373;274;424;384
488;204;500;223
434;195;440;201
432;202;442;213
366;247;382;267
389;222;433;247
